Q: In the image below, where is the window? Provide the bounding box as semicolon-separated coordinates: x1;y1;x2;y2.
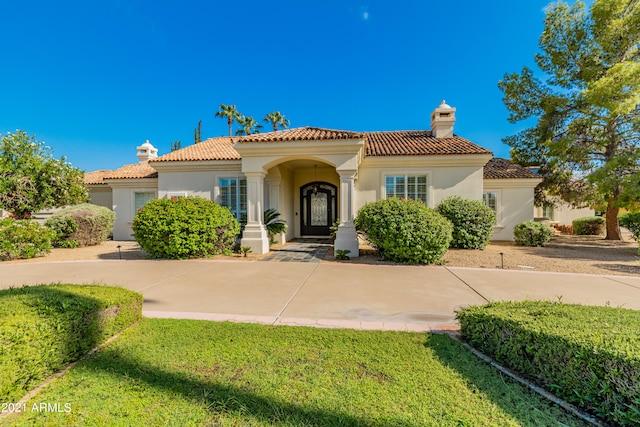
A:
483;192;497;213
385;175;427;203
542;205;554;220
134;192;156;213
219;177;247;223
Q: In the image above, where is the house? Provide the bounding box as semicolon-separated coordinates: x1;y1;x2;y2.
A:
85;101;542;257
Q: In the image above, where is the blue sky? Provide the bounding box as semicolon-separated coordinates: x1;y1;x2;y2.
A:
2;0;558;172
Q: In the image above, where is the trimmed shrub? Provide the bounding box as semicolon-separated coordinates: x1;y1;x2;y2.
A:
355;198;452;264
45;203;115;247
457;301;640;426
572;216;605;235
0;218;55;260
619;212;640;240
45;215;79;248
436;196;496;249
132;196;240;259
620;212;640;255
513;221;553;247
0;284;142;403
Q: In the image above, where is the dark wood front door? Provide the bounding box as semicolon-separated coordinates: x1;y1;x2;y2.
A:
300;182;337;236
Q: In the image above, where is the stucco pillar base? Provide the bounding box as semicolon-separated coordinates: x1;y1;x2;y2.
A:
334;223;359;258
241;225;270;255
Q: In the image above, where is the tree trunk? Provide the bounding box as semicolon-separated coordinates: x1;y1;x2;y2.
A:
605;199;621;240
227;118;232;136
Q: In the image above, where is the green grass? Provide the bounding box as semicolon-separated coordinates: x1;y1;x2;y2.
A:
6;319;589;426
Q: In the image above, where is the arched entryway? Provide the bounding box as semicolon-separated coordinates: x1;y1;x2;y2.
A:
300;181;337;236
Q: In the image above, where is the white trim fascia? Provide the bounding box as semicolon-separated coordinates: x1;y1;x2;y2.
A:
235;139;365;158
361;154;492;168
483;178;542;189
105;178;158;189
150;160;242;172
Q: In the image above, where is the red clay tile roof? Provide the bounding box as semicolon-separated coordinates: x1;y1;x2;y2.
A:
364;131;492;156
83;170;112;185
104;162;158;180
483;158;541;179
152;137;241;162
237;127;363;143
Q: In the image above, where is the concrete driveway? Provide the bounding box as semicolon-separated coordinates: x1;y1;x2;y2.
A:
1;260;639;331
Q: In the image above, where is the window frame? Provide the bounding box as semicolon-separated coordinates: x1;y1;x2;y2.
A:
382;171;431;206
482;189;501;226
218;176;247;224
133;191;156;216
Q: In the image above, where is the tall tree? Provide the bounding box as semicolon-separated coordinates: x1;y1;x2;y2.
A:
499;0;640;240
263;111;290;132
0;130;88;218
235;115;263;136
215;104;241;136
194;120;202;144
170;140;181;152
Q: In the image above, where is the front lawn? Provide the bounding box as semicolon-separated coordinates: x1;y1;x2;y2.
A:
6;319;589;426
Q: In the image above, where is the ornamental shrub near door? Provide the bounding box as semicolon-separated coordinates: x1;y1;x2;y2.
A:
436;196;496;249
355;198;452;264
132;197;240;259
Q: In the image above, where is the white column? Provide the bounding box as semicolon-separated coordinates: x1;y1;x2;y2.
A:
241;172;270;254
334;170;359;257
265;178;285;245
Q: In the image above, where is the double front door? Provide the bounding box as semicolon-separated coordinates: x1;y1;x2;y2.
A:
300;182;337;236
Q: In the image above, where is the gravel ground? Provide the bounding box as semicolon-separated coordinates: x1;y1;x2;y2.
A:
5;233;640;277
328;232;640;277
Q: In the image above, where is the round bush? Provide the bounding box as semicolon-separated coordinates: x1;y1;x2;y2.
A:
354;198;453;264
0;218;55;260
45;203;115;247
619;212;640;240
572;216;605;235
132;197;240;259
513;221;554;247
436;196;496;249
620;212;640;255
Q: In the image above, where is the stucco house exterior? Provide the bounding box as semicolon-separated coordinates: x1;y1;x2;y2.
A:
85;102;542;257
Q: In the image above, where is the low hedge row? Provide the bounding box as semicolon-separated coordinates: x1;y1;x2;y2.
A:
572;216;605;235
457;301;640;426
0;284;143;403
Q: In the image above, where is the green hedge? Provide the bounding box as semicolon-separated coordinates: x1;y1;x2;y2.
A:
45;203;115;247
0;218;55;260
436;196;496;249
0;285;142;403
457;301;640;426
355;197;452;264
572;216;605;235
619;212;640;255
132;196;240;259
513;221;554;247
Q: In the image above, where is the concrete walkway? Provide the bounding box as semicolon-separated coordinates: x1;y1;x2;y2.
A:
1;260;639;331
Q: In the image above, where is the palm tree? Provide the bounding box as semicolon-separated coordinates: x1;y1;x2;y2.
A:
263;111;290;132
215;104;241;136
235;115;263;136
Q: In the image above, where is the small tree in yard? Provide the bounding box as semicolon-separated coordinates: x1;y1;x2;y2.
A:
0;130;88;218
